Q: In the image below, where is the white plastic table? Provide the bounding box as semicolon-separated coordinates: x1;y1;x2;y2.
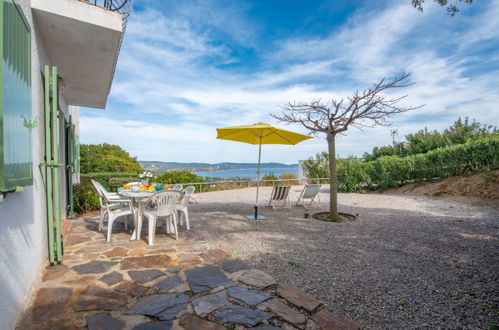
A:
118;190;155;240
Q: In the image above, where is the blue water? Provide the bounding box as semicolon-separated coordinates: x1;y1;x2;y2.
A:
195;167;298;179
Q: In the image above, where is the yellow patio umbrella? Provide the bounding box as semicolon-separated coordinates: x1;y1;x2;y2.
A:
216;122;312;220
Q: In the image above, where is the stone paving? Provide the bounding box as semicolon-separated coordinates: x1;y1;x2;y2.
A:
18;216;360;329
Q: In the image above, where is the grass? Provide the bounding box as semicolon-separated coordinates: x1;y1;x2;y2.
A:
481;171;497;183
326;214;343;222
287;261;301;269
313;212;347;222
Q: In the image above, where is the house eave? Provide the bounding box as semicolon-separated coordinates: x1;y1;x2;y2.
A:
31;0;123;109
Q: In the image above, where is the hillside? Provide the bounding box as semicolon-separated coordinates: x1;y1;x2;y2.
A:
139;161;297;173
384;170;499;208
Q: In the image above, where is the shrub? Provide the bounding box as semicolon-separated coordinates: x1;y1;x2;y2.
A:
73;183;100;214
80;172;139;190
154;170;207;193
302;152;329;178
80;143;143;174
155;170;205;184
261;172;279;186
279;173;299;185
336;159;370;192
363;117;497;161
307;135;499;192
279;173;297;180
481;171;497;183
74;172;139;214
262;172;278;180
371;136;498;189
108;177;141;189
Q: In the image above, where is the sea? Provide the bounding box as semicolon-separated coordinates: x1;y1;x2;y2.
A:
195;166;299;179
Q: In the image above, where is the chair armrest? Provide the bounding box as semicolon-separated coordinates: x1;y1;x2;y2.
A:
110;199;134;203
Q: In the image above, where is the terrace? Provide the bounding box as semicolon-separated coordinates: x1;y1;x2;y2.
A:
4;1;497;329
18;185;498;329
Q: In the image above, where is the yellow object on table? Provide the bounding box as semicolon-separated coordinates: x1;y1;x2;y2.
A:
123;184;132;189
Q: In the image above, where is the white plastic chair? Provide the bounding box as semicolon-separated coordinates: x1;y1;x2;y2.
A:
91;180;124;231
92;179;120;200
92;180;136;242
296;184;321;209
170;183;183;191
176;186;195;230
190;193;200;203
268;186;291;210
142;190;183;245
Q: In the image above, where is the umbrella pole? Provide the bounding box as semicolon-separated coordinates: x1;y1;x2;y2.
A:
247;137;266;220
255;139;262;218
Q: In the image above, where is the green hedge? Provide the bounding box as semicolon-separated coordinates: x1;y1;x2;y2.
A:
155;170;205;185
79;172;139;190
154;170;208;192
336;160;371;193
337;136;499;192
73;184;100;214
74;172;139;214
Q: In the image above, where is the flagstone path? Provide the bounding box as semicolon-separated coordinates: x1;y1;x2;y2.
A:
17;216;360;330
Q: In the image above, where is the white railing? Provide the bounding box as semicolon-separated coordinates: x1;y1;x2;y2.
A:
173;178;330;193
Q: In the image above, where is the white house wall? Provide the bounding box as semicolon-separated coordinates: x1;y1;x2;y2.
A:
0;0;69;327
0;0;45;328
1;0;122;327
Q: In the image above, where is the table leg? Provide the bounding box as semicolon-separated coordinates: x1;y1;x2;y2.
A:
130;199;144;240
136;202;144;240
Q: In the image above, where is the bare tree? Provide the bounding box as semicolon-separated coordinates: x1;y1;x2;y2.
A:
271;72;423;219
412;0;473;16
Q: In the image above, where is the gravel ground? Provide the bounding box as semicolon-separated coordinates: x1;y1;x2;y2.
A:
187;186;499;330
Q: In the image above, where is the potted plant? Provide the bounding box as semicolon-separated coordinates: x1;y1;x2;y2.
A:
139;171;154;185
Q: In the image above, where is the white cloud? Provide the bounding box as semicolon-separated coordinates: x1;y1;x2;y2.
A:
82;1;499;163
126;9;226;57
79;116;317;163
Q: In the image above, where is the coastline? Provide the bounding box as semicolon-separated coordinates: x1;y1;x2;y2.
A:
195;166;299;179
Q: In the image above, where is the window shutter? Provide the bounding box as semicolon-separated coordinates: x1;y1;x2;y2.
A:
0;0;32;192
70;123;80;174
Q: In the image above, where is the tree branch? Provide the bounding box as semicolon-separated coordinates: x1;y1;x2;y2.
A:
271;72;423;136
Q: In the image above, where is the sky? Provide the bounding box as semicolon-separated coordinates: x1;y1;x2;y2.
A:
80;0;499;164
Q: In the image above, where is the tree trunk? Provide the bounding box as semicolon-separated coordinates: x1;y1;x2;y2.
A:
327;133;338;217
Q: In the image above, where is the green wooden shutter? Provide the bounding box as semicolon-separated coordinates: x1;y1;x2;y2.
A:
70;122;80;174
0;0;32;192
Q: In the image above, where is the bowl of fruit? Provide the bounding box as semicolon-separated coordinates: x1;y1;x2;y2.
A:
138;184;155;192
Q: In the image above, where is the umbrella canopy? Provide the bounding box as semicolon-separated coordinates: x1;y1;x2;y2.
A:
216;122;312;220
216;122;311;145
